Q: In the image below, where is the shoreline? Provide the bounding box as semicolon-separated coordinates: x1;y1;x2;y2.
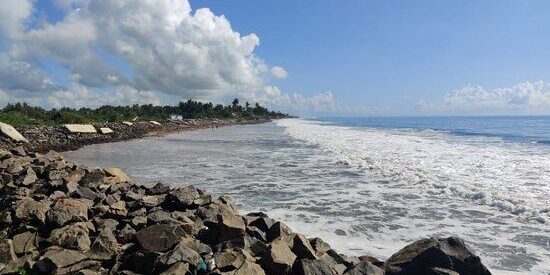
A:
0;118;271;153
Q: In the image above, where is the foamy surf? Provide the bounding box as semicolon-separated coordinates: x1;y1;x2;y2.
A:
64;121;550;274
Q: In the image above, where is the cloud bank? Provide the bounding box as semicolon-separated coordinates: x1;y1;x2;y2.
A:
0;0;335;114
419;81;550;115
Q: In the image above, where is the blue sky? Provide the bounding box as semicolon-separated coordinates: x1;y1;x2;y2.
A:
1;0;549;115
191;0;550;114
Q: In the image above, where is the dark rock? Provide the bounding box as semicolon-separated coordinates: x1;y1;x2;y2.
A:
246;225;267;243
0;239;17;264
431;267;461;275
73;186;100;201
266;221;292;243
215;235;267;257
179;238;212;256
119;224;136;243
136;224;186;252
261;239;297;275
291;234;318;260
147;182;170;195
294;258;340;275
383;237;492;275
248;216;275;233
147;210;180;225
160;262;191;275
358;255;384;268
121;250;159;274
344;261;385;275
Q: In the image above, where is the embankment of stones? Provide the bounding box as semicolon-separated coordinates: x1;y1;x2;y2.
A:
0;118;271;153
0;147;492;274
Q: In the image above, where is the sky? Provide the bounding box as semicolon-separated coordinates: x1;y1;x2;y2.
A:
0;0;549;116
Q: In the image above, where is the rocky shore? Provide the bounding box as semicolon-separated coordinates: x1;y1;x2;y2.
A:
0;146;492;275
0;118;270;153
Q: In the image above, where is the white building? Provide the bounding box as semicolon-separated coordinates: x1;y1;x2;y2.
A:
169;114;183;121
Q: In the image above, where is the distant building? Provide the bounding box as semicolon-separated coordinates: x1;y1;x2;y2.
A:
169;114;183;121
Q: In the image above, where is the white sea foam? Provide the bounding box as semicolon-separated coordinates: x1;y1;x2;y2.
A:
276;118;550;220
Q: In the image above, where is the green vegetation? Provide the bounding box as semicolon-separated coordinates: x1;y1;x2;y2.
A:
0;99;290;126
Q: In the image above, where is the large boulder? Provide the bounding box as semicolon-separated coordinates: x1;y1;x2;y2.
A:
14;197;49;224
294;258;340;275
48;222;91;251
136;224;186;252
90;228;120;256
344;261;385;275
0;123;27;142
47;198;89;227
214;248;254;271
218;213;246;242
12;231;39;254
35;249;89;273
234;261;266;275
291;234;318;260
104;167;132;183
157;242;202;267
165;185;201;209
383;237;492;275
261;239;297;275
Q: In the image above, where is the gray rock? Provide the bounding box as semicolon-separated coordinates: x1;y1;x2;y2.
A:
46;198;89;227
35;249;88;272
48;222;91;251
158;242;202;266
214;249;253;271
56;260;102;275
294;258;340;275
344;261;385;275
136;224;187;252
383;237;492;275
14;197;49;224
166;185;201;208
218;213;246;242
147;182;170;195
234;261;267;275
91;228;119;256
12;231;39;254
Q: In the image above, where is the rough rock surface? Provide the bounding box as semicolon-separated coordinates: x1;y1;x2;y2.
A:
0;148;492;275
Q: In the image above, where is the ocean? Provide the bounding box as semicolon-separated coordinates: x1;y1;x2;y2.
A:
63;117;550;274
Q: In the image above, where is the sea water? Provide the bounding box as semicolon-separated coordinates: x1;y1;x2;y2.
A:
64;117;550;274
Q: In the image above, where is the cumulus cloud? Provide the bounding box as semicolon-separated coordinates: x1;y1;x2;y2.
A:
0;0;332;113
270;66;288;79
419;81;550;115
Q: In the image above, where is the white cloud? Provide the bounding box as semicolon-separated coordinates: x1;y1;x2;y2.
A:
47;85;162;109
270;66;288;79
0;0;344;115
419;81;550;115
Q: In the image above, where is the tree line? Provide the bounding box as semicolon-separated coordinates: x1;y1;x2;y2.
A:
0;99;291;126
